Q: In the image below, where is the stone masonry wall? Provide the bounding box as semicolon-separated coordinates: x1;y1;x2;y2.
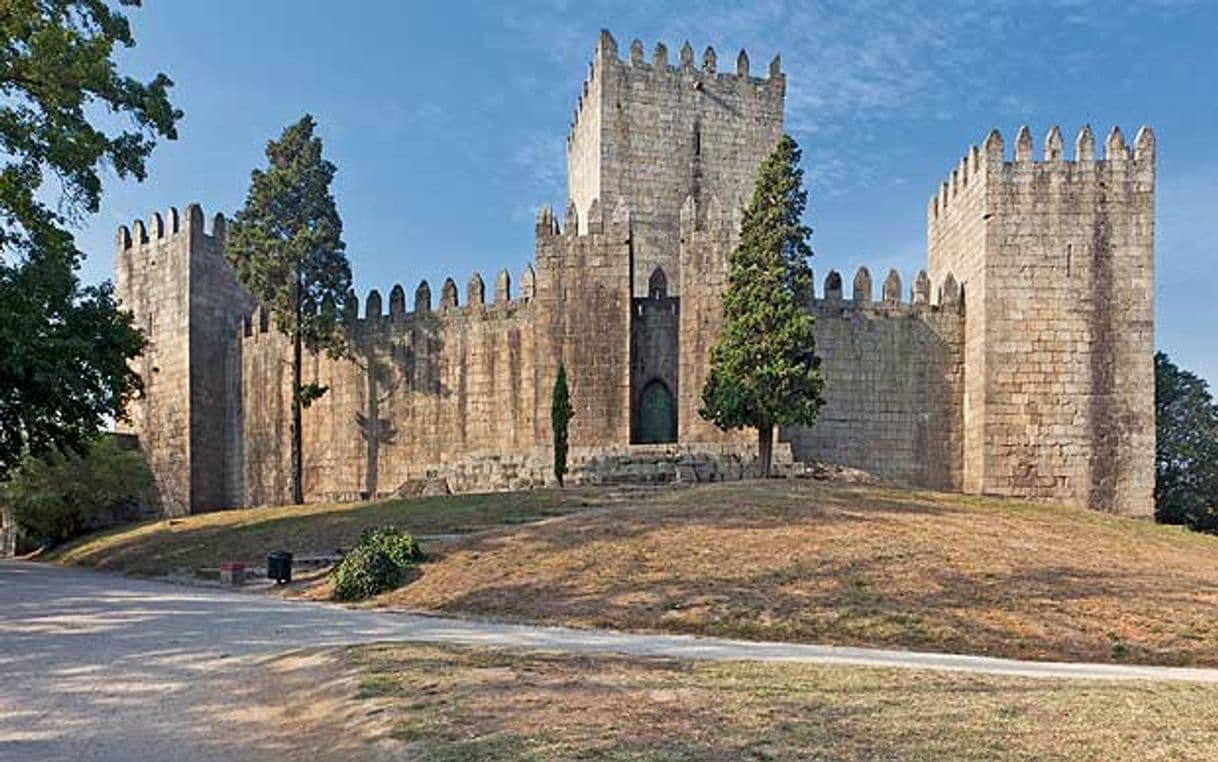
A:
568;31;784;298
784;268;965;489
116;206;243;516
928;126;1155;514
233;268;541;507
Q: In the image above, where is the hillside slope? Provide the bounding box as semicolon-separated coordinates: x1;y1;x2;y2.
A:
374;481;1218;666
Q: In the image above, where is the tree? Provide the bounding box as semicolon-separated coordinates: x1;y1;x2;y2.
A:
226;115;352;505
1155;351;1218;532
699;134;824;477
0;0;180;479
4;435;151;547
551;364;574;486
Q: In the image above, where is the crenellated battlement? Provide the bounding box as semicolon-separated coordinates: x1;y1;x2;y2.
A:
234;264;538;343
809;267;965;317
117;204;227;252
566;29;784;146
533;197;633;240
929;125;1155;222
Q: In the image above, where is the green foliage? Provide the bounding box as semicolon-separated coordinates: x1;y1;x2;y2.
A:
0;0;179;478
551;364;574;486
331;525;423;602
1155;351;1218;532
226;114;352;357
4;436;151;547
699;134;823;473
227;115;352;503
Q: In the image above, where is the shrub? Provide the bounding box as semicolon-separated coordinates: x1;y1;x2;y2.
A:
3;436;151;547
331;526;423;601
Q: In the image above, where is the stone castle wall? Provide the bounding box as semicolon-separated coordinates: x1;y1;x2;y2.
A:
114;32;1155;517
783;269;965;489
928;125;1155;513
231;269;541;506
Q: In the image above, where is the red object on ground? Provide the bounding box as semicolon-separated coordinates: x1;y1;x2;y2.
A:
219;562;246;586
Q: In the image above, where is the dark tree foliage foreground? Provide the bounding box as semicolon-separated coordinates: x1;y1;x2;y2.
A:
699;134;824;476
0;0;180;478
1155;351;1218;532
226;115;352;505
551;364;574;486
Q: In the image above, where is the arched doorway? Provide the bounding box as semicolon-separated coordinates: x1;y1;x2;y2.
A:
637;379;677;444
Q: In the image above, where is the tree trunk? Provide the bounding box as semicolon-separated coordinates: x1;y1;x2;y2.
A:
364;356;379;499
290;273;304;505
757;423;773;478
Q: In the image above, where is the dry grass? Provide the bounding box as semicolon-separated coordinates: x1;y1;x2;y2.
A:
49;487;619;576
378;480;1218;666
345;642;1218;761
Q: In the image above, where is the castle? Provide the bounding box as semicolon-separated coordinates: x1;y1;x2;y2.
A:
115;31;1155;518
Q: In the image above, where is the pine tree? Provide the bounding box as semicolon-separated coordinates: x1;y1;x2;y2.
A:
226;115;352;505
551;364;574;486
699;134;824;477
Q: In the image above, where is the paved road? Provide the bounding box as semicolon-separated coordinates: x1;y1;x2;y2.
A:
5;561;1218;760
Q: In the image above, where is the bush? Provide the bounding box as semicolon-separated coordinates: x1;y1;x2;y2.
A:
331;526;423;601
3;436;151;548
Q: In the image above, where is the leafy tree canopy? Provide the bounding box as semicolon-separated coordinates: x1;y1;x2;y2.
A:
700;134;823;473
0;0;180;477
1155;351;1218;532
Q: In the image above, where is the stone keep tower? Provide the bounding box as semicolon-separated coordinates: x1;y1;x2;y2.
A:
565;30;784;443
928;125;1155;514
114;205;251;516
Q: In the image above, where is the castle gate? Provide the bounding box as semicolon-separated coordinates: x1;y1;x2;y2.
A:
637;379;677;443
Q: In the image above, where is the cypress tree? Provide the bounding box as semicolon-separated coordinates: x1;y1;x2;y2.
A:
226;115;352;505
699;134;824;477
551;364;574;486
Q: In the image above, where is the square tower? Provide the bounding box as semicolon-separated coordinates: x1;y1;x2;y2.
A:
928;125;1155;515
566;31;785;297
115;205;252;515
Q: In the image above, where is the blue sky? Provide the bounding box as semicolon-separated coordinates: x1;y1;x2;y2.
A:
78;1;1218;385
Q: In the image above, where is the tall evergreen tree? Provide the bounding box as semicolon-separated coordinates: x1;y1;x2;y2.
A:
551;364;574;486
226;115;352;505
699;134;824;477
0;0;180;479
1155;351;1218;532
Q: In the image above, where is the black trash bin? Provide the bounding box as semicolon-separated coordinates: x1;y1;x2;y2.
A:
267;551;293;584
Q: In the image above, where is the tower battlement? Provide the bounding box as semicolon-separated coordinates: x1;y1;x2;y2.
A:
565;30;784;298
566;30;784;147
929;125;1155;224
117;204;227;252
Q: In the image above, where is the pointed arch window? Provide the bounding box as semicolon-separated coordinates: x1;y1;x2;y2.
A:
648;267;668;299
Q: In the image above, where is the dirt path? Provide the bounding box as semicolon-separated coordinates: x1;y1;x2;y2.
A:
4;560;1218;761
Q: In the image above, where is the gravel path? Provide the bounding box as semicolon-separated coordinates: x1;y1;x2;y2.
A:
4;560;1218;760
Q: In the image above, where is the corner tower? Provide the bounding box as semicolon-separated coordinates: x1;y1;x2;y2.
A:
927;125;1155;515
115;205;252;516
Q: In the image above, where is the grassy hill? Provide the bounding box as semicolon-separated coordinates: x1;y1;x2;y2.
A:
48;487;617;576
54;480;1218;666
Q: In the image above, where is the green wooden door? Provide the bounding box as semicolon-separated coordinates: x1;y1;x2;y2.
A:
638;380;677;444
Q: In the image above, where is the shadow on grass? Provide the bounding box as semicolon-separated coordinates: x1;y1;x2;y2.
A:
47;488;615;576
